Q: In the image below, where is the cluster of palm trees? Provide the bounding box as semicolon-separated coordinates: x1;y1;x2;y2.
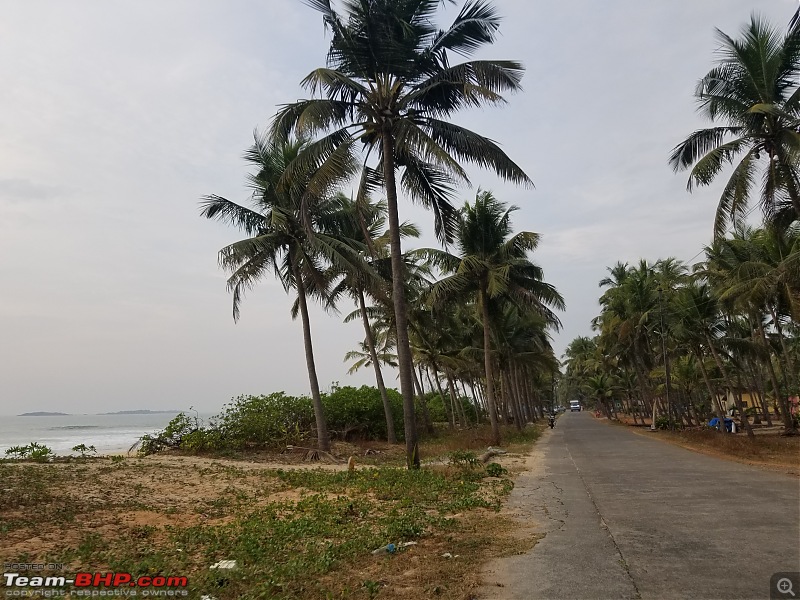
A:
563;12;800;437
562;224;799;436
201;0;564;467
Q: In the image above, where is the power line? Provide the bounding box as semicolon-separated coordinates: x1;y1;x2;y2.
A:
679;202;763;267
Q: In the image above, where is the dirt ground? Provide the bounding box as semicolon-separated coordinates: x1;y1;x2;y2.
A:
1;434;539;599
600;413;800;475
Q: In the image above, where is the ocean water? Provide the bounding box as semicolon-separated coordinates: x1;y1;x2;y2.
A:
0;412;197;456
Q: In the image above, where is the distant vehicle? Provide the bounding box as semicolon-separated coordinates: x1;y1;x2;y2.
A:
569;400;581;412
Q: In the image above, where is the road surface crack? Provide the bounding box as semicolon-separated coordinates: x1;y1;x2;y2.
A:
566;444;642;600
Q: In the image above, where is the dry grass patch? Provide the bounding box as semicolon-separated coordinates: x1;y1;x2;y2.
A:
0;425;541;599
646;428;800;473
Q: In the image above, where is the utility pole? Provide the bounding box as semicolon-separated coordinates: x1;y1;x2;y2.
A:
658;286;674;429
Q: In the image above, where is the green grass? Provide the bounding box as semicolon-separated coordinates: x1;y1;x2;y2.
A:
0;425;542;599
2;460;517;600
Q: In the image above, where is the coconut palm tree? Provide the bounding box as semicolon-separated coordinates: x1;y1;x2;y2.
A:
669;14;800;236
423;191;564;444
700;225;799;433
493;304;558;427
271;0;532;467
329;193;420;443
584;373;618;419
200;134;364;452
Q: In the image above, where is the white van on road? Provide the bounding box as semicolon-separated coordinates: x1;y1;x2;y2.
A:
569;400;581;412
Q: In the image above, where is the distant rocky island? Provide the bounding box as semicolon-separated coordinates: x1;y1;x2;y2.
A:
18;409;180;416
98;410;180;415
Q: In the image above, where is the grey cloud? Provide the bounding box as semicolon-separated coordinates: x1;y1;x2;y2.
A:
0;178;66;202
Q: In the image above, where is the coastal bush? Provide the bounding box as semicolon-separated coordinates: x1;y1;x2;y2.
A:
4;446;28;460
71;444;97;458
216;392;314;448
3;443;54;462
137;386;418;455
322;385;403;441
138;412;206;455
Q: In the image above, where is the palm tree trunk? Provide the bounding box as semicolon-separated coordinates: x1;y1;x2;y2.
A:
694;347;728;433
430;365;454;429
458;379;476;425
756;321;796;433
473;379;486;412
633;363;654;427
502;369;523;431
769;306;799;391
412;367;435;435
358;289;397;443
733;375;755;438
447;374;466;428
479;288;501;445
381;129;419;468
292;262;330;452
454;375;469;426
704;332;746;424
513;364;530;424
471;379;487;417
748;360;773;426
601;396;613;419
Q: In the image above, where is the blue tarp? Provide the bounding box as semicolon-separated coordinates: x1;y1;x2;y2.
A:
708;417;735;432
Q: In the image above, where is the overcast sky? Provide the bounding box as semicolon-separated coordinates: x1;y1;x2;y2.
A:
1;0;795;415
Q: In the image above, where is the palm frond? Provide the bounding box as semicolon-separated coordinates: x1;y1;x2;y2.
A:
199;195;266;236
429;0;502;57
669;128;743;172
422;118;532;186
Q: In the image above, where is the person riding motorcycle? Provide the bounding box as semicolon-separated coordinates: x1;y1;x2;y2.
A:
548;414;555;429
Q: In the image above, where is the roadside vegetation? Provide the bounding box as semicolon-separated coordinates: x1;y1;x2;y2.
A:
0;426;540;600
561;14;799;440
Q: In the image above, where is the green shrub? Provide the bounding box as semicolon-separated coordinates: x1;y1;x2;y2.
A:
139;412;203;455
485;463;507;477
322;385;403;441
654;415;681;430
216;392;314;448
71;444;97;458
4;443;54;462
448;450;479;468
137;385;425;455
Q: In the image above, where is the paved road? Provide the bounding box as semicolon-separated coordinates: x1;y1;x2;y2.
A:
481;412;800;600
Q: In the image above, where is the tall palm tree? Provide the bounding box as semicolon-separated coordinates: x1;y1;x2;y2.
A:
271;0;532;467
584;373;617;419
493;304;558;427
200;135;363;452
669;14;800;236
701;225;799;433
423;191;564;444
329;194;420;444
596;260;662;420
